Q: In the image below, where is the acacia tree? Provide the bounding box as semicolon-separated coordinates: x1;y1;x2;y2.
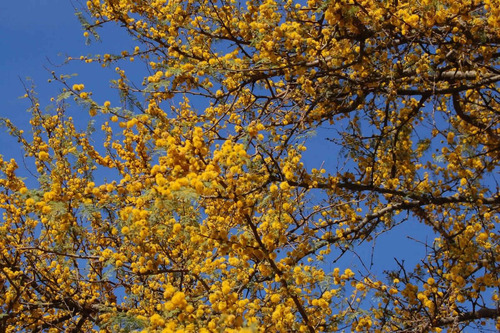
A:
1;0;499;331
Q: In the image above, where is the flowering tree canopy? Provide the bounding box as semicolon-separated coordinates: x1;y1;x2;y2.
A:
1;0;500;331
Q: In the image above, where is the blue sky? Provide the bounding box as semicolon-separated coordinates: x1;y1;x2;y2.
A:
0;0;133;145
0;0;87;161
1;0;80;117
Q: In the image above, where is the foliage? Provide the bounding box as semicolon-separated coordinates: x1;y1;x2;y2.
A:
1;0;500;331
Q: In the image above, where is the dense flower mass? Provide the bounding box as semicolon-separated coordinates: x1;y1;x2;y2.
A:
1;0;500;331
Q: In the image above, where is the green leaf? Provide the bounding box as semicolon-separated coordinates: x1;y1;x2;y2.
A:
99;312;147;331
433;154;445;163
416;138;431;151
56;91;72;102
144;79;171;93
59;73;78;79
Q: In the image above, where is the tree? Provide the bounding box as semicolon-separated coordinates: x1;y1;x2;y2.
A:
1;0;499;331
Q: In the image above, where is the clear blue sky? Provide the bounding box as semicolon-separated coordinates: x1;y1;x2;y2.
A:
0;0;91;165
0;0;133;146
1;0;81;123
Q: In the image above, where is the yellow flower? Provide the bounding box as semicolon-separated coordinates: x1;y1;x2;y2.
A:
172;223;182;233
38;151;50;161
72;84;84;91
171;291;187;308
447;131;455;144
